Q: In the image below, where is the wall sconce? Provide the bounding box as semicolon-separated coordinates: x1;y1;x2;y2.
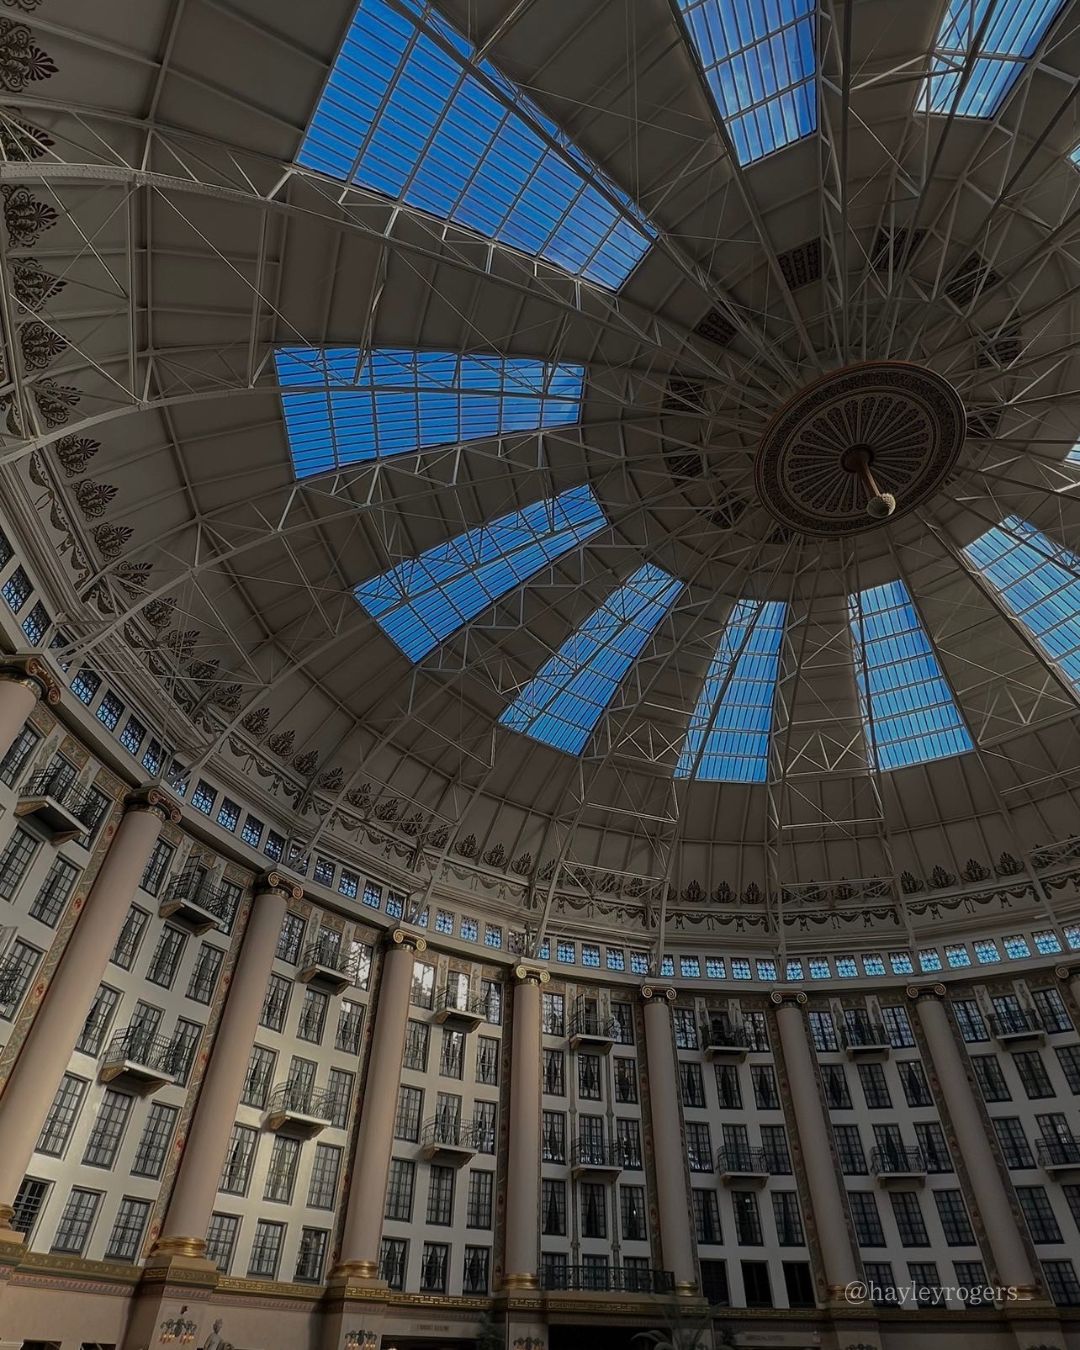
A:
159;1305;198;1345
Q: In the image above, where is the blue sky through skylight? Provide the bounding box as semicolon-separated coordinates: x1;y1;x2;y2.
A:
921;0;1064;117
675;599;786;782
677;0;816;165
964;516;1080;689
354;485;606;662
849;579;973;770
297;0;652;288
500;563;683;754
276;348;584;478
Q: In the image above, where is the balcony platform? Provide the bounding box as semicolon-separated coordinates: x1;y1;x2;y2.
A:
297;943;353;994
842;1021;891;1061
717;1148;769;1188
872;1147;927;1188
701;1018;750;1063
1038;1137;1080;1181
158;872;231;933
99;1029;180;1093
992;1013;1045;1049
16;775;99;844
571;1144;623;1179
569;1015;618;1053
432;987;487;1031
262;1084;333;1137
420;1118;479;1165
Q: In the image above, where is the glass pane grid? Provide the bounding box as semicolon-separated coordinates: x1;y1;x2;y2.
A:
676;598;786;782
849;579;973;769
296;0;652;287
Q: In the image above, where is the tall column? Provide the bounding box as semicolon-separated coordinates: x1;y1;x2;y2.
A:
503;966;547;1289
152;872;301;1256
641;986;697;1294
0;657;59;761
908;984;1038;1295
0;787;180;1234
771;990;861;1297
336;928;426;1276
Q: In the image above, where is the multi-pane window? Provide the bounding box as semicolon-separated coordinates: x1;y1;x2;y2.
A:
139;841;174;898
611;1001;634;1043
934;1189;975;1246
580;1181;607;1238
440;1028;465;1078
220;1124;259;1195
427;1165;455;1225
463;1244;491;1294
171;1018;203;1086
0;938;41;1016
327;1068;354;1127
1043;1259;1080;1306
1033;988;1072;1033
248;1220;285;1278
890;1191;930;1246
276;912;305;964
385;1159;415;1221
673;1007;698;1048
542;1110;566;1163
467;1169;494;1228
95;690;125;731
307;1144;342;1210
898;1060;933;1107
680;1061;706;1108
745;1011;769;1052
1015;1050;1054;1099
146;925;187;988
616;1118;642;1169
51;1188;101;1255
21;600;49;644
410;960;435;1009
858;1062;892;1109
686;1121;713;1172
242;1045;276;1108
298;987;329;1043
542;1179;567;1236
380;1237;408;1290
474;1100;497;1154
131;1103;178;1178
2;565;32;612
751;1064;780;1110
543;1048;565;1095
119;715;146;755
295;1227;329;1283
0;826;38;900
11;1177;49;1239
952;999;988;1042
264;1135;301;1203
1017;1186;1064;1243
103;1198;150;1258
772;1191;804;1246
614;1056;638;1104
71;668;102;705
1057;1045;1080;1094
848;1190;886;1246
972;1054;1011;1101
808;1010;838;1051
693;1188;722;1244
29;856;80;927
110;906;149;969
834;1124;867;1174
476;1035;499;1086
261;973;291;1031
993;1117;1033;1169
762;1124;791;1173
620;1185;647;1241
542;992;565;1035
715;1063;742;1109
205;1212;240;1273
907;1261;941;1305
0;725;39;786
863;1261;895;1300
420;1242;449;1293
186;944;224;1004
403;1019;429;1071
733;1190;763;1244
82;1090;133;1168
37;1074;87;1157
914;1121;952;1173
336;999;364;1054
394;1085;423;1142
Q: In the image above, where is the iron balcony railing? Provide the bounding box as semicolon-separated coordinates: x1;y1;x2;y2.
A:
0;957;23;1009
990;1009;1043;1038
299;939;358;981
701;1016;749;1049
102;1027;185;1076
164;869;233;923
541;1265;675;1294
716;1146;769;1175
434;985;489;1019
422;1116;481;1150
21;772;102;829
571;1139;627;1170
840;1018;889;1049
265;1081;335;1119
1037;1135;1080;1168
569;1009;620;1039
870;1144;926;1175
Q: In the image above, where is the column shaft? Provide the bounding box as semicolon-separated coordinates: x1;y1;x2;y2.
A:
0;795;176;1220
0;661;58;764
337;934;422;1275
642;994;697;1292
503;973;543;1286
774;999;860;1292
911;990;1037;1291
154;878;296;1254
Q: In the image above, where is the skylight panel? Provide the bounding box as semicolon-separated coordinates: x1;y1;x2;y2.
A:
297;0;652;288
921;0;1065;118
964;516;1080;688
276;348;584;478
676;599;786;783
677;0;817;165
500;563;683;754
849;579;973;770
354;485;606;662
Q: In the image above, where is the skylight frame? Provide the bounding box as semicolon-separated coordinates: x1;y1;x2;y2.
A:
963;516;1080;691
500;563;683;755
676;0;817;166
675;599;787;783
296;0;654;289
849;579;974;771
276;347;585;478
919;0;1066;119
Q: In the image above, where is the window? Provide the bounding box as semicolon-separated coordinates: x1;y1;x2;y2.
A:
21;600;49;644
898;1059;933;1108
24;857;76;931
248;1220;285;1278
216;797;240;832
191;780;217;815
700;1259;729;1307
915;1122;952;1173
71;667;101;705
542;1179;567;1235
848;1190;886;1246
37;1074;87;1157
616;1118;642;1170
11;1177;49;1240
264;830;285;862
808;1010;838;1052
923;0;1064;116
732;1189;763;1246
581;1182;607;1238
420;1241;449;1293
169;1018;202;1087
307;1143;342;1210
834;1124;867;1174
295;1227;329;1284
96;690;125;731
1018;1186;1063;1243
0;826;38;900
463;1245;491;1294
467;1169;494;1229
261;973;292;1031
219;1124;259;1196
858;1062;892;1109
0;725;39;786
131;1103;177;1179
686;1121;713;1172
146;925;186;988
82;1090;133;1168
620;1185;647;1242
680;1060;706;1108
907;1261;942;1306
0;939;41;1017
440;1028;465;1078
1033;988;1072;1034
762;1124;791;1173
474;1099;497;1154
119;714;145;755
403;1019;429;1071
393;1085;423;1143
1;565;31;612
502;563;682;753
476;1035;499;1086
751;1064;780;1110
849;578;972;768
242;1045;276;1109
542;992;565;1036
205;1212;240;1273
614;1056;638;1104
327;1068;354;1127
741;1260;773;1309
676;599;786;781
954;1260;991;1302
385;1159;415;1222
241;815;264;847
276;912;305;963
694;1188;722;1244
543;1048;565;1095
1057;1045;1080;1094
890;1191;930;1246
186;943;224;1004
772;1190;804;1246
673;1007;698;1048
1015;1050;1054;1099
863;1261;895;1302
51;1187;101;1255
994;1117;1034;1169
380;1237;408;1290
934;1189;975;1246
783;1261;815;1308
298;987;329;1044
1043;1259;1080;1306
411;960;435;1009
264;1136;301;1203
542;1110;566;1163
972;1053;1010;1101
715;1062;743;1109
881;1005;915;1048
577;1051;602;1100
110;906;149;971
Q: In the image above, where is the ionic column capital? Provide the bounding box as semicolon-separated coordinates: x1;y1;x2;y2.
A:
905;982;947;1003
639;984;676;1005
0;654;61;706
512;964;549;986
256;869;304;902
385;927;426;953
770;989;808;1007
123;784;182;825
1054;963;1080;983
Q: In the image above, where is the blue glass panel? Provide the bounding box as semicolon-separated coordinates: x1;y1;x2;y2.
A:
964;516;1080;688
849;579;973;770
355;485;605;662
922;0;1064;117
676;599;785;782
277;347;584;478
500;562;682;754
677;0;816;164
297;0;652;287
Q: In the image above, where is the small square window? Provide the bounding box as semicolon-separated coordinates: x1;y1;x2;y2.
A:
95;691;125;731
71;668;101;705
21;601;49;645
216;798;240;832
1034;930;1063;955
973;939;1000;965
836;957;857;978
660;955;675;977
680;957;701;978
385;892;404;919
890;952;914;974
556;941;575;965
630;952;649;975
241;815;264;847
862;954;885;976
606;948;625;971
264;830;285;862
338;869;359;898
756;959;777;981
484;924;503;950
2;566;32;613
809;958;830;979
1003;935;1030;960
191;781;217;815
945;944;971;969
435;910;454;935
706;958;727;979
313;857;335;886
919;949;943;972
363;881;382;910
460;916;479;941
731;958;752;980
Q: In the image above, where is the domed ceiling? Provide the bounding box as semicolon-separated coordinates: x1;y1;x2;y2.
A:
4;0;1080;943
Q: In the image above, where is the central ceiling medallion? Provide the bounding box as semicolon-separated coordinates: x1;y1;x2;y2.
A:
754;361;966;537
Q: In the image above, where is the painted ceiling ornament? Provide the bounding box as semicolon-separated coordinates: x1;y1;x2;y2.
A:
19;320;67;369
74;479;117;520
54;433;100;476
91;522;133;559
0;116;52;161
1;184;56;245
1;0;45;12
240;705;270;736
33;378;80;427
163;628;198;661
0;19;56;91
292;749;318;777
113;560;153;594
267;728;295;757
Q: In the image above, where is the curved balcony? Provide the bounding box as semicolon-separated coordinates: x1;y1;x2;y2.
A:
433;984;487;1031
158;869;232;933
990;1009;1045;1049
99;1027;181;1092
1037;1135;1080;1180
717;1146;769;1187
262;1081;334;1136
569;1008;619;1052
701;1015;749;1062
297;940;354;994
841;1017;890;1060
420;1115;480;1164
871;1144;926;1187
540;1264;675;1295
571;1140;623;1179
17;772;101;843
